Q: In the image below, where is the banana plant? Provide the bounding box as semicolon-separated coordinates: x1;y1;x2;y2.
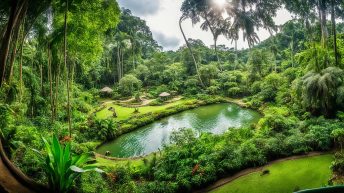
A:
34;135;103;193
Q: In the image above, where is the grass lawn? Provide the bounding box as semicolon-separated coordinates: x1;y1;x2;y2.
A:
211;154;333;193
95;153;158;171
95;99;196;120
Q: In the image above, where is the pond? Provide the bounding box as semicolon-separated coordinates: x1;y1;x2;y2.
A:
96;103;261;158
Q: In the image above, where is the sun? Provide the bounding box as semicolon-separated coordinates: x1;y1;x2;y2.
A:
213;0;227;7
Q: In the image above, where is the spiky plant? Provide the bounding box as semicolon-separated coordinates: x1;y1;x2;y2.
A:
34;135;103;193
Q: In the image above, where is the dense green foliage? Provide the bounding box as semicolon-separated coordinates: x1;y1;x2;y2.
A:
1;0;344;193
94;114;342;193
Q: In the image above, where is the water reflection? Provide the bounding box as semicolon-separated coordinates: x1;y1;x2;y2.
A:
97;103;261;158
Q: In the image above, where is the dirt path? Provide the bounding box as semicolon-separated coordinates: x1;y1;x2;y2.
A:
166;96;182;103
225;98;248;107
102;96;182;108
194;152;329;193
102;98;153;107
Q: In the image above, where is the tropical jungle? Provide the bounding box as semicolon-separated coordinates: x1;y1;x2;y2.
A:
1;0;344;193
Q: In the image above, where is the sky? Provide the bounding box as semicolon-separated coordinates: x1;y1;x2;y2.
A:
117;0;293;51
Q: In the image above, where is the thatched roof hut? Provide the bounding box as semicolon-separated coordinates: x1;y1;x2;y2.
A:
159;92;171;101
159;92;171;97
100;87;113;94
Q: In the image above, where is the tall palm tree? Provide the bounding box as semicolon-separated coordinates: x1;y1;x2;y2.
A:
181;0;228;62
0;0;52;86
200;10;229;63
179;16;205;88
180;0;206;87
114;32;131;82
0;0;27;86
225;0;280;48
224;27;239;70
63;0;72;138
330;0;343;66
269;39;278;72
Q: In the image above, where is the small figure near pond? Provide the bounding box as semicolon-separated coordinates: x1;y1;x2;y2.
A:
133;107;139;114
108;106;117;117
135;92;142;102
105;151;111;156
261;169;270;176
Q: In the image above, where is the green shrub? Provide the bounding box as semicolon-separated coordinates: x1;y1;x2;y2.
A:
332;152;344;175
78;172;111;193
305;125;333;151
90;119;118;141
284;131;311;154
259;136;286;159
227;87;241;97
141;181;178;193
258;111;298;134
259;73;286;102
119;75;142;96
238;141;267;167
148;99;163;106
217;143;243;172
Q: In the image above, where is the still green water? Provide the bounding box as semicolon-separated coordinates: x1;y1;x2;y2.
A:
97;103;261;158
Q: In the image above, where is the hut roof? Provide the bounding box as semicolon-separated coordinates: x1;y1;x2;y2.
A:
100;87;113;93
159;92;171;97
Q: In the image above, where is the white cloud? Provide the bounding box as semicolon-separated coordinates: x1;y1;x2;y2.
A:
153;31;181;50
118;0;293;51
117;0;161;16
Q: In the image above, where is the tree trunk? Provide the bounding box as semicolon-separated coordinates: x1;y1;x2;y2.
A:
48;45;54;122
234;39;238;70
179;16;205;88
117;46;120;82
0;25;6;41
274;55;277;72
120;48;122;79
318;0;328;48
214;37;220;62
204;15;220;62
113;51;116;84
0;0;27;86
290;33;294;68
19;27;25;102
120;48;123;79
64;0;72;138
119;48;122;80
8;27;20;83
40;62;43;94
132;41;135;70
121;48;124;78
72;63;75;88
331;0;338;66
321;9;328;48
71;62;75;109
54;60;60;121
